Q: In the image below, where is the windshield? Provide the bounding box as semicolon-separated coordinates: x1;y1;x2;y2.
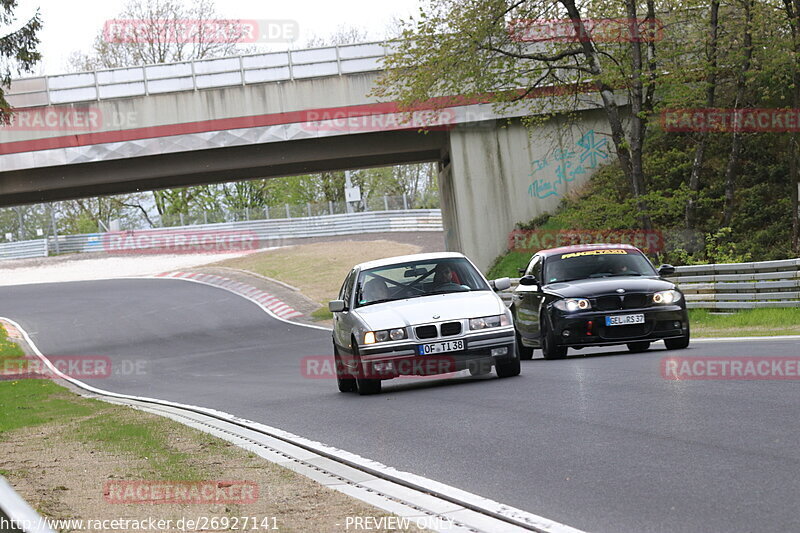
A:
355;257;489;307
543;249;658;284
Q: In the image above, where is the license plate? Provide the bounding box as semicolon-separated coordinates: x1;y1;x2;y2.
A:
605;314;645;326
418;340;464;355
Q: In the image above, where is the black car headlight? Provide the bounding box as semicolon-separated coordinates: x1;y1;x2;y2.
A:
653;290;682;304
364;328;408;344
469;314;510;330
553;298;591;312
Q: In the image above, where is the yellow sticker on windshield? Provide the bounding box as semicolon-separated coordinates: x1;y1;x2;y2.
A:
561;249;629;259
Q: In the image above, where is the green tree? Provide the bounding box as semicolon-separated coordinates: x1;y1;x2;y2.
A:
0;0;42;123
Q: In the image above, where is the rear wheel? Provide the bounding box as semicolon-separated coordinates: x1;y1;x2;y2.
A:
540;318;567;360
352;341;382;395
627;341;651;353
516;329;534;360
333;345;356;393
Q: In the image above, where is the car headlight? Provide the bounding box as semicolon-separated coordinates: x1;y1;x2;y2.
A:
653;290;682;304
470;314;511;330
364;328;408;344
553;298;591;312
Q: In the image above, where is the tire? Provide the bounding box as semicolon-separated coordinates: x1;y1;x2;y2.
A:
664;327;690;350
516;329;534;360
352;341;382;395
469;360;492;376
540;318;567;360
495;349;521;378
333;345;356;393
627;341;651;353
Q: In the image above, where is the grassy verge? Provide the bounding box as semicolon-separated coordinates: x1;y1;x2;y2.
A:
0;325;422;531
689;308;800;337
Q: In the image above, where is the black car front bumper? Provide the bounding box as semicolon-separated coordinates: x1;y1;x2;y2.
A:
547;305;688;347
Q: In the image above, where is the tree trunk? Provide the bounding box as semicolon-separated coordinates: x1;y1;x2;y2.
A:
722;0;754;227
560;0;651;229
686;0;720;229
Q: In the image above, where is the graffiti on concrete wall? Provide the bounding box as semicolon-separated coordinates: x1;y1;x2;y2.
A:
527;129;609;199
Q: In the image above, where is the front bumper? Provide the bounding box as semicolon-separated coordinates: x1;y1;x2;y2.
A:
356;327;516;378
548;305;689;347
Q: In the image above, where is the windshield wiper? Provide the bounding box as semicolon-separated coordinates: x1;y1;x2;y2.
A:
358;298;397;307
604;272;644;277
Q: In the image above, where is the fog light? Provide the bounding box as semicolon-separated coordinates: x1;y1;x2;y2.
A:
674;321;680;328
373;362;394;372
562;330;571;337
491;347;508;357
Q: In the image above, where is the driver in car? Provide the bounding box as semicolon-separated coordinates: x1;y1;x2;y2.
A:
361;277;389;304
432;263;461;287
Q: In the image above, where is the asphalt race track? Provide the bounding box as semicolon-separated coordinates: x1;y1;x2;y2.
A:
1;278;798;533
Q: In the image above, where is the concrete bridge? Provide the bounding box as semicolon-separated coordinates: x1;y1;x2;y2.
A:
0;41;614;269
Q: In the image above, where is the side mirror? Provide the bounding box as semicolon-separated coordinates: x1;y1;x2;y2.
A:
328;300;346;313
658;264;676;277
492;277;511;291
518;275;538;286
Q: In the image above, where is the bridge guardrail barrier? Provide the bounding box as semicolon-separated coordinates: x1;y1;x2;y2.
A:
497;258;800;310
5;41;392;108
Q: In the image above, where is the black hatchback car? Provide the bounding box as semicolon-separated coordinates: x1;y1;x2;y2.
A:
511;244;690;359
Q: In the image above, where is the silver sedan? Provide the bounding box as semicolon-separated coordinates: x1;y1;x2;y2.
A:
329;252;520;395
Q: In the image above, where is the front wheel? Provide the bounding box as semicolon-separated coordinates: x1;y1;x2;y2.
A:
664;329;690;350
540;318;567;360
352;342;382;395
333;345;356;393
495;350;521;378
627;341;651;353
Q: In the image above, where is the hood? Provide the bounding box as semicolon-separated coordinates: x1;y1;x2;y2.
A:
354;290;505;331
544;276;676;298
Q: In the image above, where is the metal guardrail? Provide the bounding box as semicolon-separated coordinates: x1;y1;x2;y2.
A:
40;209;443;255
0;476;56;533
0;239;47;260
498;258;800;309
4;41;392;108
666;258;800;309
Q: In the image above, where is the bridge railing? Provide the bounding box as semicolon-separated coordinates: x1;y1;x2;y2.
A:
4;41;393;108
497;258;800;310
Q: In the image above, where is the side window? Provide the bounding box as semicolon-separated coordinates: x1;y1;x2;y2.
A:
525;255;542;279
339;270;356;305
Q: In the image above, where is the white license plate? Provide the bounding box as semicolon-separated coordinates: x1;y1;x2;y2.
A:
605;314;645;326
418;340;464;355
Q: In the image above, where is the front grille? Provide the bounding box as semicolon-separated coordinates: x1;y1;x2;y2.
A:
415;325;438;339
595;296;622;311
594;294;650;310
622;294;649;309
440;322;462;336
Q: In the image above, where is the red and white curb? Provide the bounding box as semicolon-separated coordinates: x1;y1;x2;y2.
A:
156;271;303;320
